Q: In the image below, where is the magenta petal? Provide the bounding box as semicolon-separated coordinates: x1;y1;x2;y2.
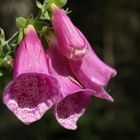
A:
69;53;115;101
13;25;49;78
3;73;59;124
69;28;117;87
53;92;90;130
68;29;117;101
46;46;83;98
52;5;87;60
90;87;114;102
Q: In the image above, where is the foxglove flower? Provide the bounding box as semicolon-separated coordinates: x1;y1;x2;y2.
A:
51;5;116;101
47;48;91;130
69;28;117;101
51;4;87;60
45;33;113;130
3;25;59;124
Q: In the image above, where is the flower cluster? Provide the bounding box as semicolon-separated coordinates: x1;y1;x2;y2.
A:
3;4;116;130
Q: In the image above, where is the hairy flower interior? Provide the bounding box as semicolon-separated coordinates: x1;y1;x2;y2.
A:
56;93;89;119
11;73;52;109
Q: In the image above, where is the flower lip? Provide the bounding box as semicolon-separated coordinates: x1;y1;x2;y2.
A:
53;91;91;130
3;72;60;124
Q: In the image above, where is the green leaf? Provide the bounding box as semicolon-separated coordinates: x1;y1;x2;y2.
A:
26;15;34;25
36;0;43;9
17;30;24;45
65;8;72;14
42;1;49;13
44;0;49;4
50;0;67;8
16;17;27;29
43;11;50;20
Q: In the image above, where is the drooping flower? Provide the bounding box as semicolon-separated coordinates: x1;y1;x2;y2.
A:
45;34;90;130
46;47;91;130
51;4;87;60
3;25;60;124
68;28;117;101
51;4;116;101
45;33;114;130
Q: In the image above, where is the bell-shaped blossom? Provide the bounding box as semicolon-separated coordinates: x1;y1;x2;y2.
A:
45;33;113;130
3;25;59;124
69;28;117;101
51;4;87;60
51;4;116;101
46;36;90;130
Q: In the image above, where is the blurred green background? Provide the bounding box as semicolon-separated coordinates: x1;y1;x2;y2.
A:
0;0;140;140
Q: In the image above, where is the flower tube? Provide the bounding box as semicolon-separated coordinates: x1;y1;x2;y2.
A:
51;4;87;60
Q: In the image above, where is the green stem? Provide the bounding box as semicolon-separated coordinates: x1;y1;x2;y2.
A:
34;10;42;22
6;32;19;44
1;32;19;48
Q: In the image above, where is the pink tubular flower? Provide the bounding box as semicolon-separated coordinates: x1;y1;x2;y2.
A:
46;36;90;130
45;33;114;130
46;47;91;130
3;25;59;124
51;4;116;101
51;4;87;60
69;28;117;101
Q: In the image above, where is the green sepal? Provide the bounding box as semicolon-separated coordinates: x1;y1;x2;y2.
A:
26;15;34;25
17;30;24;45
43;11;50;20
50;0;67;8
36;0;43;9
16;17;27;30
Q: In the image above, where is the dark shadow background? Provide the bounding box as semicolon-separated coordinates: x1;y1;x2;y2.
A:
0;0;140;140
